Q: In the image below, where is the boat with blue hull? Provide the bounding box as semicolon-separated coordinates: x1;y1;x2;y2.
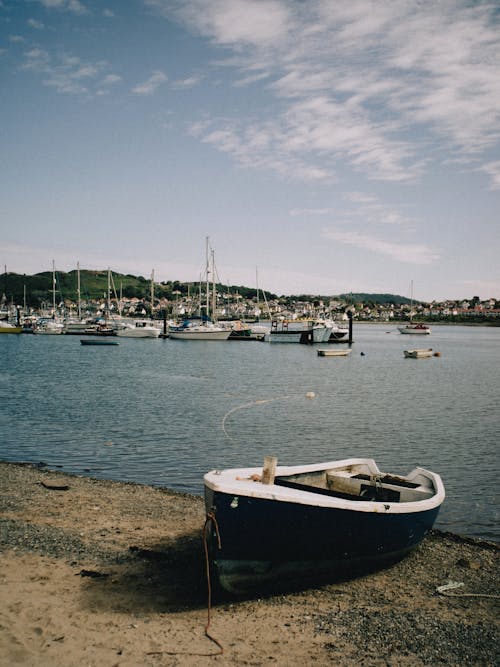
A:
204;458;444;594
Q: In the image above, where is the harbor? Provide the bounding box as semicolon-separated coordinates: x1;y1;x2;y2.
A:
1;323;498;543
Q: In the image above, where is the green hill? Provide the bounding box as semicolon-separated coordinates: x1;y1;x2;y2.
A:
0;270;278;308
1;271;414;309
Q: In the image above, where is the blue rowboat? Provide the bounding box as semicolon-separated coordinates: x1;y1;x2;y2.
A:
204;457;445;595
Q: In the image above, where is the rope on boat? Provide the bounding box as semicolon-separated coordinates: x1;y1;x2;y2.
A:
221;395;293;443
436;580;500;599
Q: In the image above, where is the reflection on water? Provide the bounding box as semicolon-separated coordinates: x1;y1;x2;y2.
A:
1;324;499;542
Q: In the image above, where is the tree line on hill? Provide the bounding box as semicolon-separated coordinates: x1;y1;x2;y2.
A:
1;269;413;309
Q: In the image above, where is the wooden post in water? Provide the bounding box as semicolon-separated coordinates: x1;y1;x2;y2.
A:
262;456;278;485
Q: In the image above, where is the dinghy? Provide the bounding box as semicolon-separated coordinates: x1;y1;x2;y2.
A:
404;348;434;358
204;457;444;594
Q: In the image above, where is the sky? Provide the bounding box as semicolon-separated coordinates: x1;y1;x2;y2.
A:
1;0;499;301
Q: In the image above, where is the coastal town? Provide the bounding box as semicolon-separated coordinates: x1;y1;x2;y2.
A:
1;268;499;326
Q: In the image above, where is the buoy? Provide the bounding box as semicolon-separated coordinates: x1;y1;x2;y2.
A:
360;352;365;356
305;391;315;399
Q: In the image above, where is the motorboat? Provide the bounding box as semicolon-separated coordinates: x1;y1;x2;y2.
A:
116;320;160;338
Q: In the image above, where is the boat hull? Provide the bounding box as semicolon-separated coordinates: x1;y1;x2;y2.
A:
168;329;230;340
404;349;434;358
204;459;444;594
398;326;430;335
205;488;440;594
0;325;22;334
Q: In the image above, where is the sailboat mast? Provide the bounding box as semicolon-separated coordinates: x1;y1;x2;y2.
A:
150;269;155;319
211;248;216;321
77;261;81;319
410;280;414;323
205;236;210;319
51;260;56;317
107;267;111;319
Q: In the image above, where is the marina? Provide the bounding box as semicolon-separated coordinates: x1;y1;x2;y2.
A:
0;323;498;543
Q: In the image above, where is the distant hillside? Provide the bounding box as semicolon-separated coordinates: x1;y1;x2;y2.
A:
338;293;413;306
1;271;415;309
0;270;277;308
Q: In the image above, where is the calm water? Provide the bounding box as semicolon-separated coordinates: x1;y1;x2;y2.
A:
1;324;498;542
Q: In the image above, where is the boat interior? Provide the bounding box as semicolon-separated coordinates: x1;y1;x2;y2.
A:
275;464;436;503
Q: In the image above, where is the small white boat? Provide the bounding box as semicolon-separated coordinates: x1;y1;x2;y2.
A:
168;320;231;340
117;320;160;338
34;320;64;335
404;348;435;358
317;348;351;357
398;323;431;335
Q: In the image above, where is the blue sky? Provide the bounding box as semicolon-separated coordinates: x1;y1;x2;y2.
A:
1;0;499;301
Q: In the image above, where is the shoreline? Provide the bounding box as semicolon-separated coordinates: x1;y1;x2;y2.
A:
1;461;498;666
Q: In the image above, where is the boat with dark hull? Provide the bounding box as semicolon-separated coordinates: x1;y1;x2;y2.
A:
204;458;444;595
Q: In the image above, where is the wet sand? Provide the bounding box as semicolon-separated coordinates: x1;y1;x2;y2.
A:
0;461;498;666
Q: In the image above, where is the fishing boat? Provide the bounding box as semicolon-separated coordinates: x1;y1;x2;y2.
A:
204;457;444;594
317;348;351;357
404;348;434;358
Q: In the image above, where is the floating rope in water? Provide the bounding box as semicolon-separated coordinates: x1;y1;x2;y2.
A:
221;395;292;444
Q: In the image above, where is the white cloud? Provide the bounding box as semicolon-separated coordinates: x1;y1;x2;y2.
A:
154;0;500;188
323;229;440;265
35;0;87;14
476;161;500;191
163;0;292;47
171;76;201;89
289;208;335;217
27;18;45;30
131;70;168;95
21;48;110;95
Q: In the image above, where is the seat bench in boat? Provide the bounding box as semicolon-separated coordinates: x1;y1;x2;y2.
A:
275;469;435;503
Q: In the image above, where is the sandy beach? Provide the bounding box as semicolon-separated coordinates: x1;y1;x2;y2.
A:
0;461;498;666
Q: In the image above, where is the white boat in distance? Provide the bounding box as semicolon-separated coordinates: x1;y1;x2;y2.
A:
398;323;431;335
404;348;434;358
117;320;160;338
399;281;431;335
265;319;332;343
317;348;351;357
34;319;64;335
168;320;230;340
